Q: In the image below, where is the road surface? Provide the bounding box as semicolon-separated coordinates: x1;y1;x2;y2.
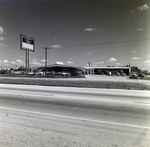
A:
0;84;150;147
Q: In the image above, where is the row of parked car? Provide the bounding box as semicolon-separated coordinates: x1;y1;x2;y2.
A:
106;71;126;76
28;71;71;76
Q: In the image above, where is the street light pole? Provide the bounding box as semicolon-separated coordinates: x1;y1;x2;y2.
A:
43;47;51;76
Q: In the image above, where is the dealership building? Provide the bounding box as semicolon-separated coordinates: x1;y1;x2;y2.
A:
31;64;85;76
85;66;131;75
31;63;131;76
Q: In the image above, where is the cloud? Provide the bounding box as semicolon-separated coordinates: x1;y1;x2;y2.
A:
0;36;4;40
0;43;6;47
144;60;150;66
93;62;104;66
0;26;4;34
144;60;150;63
77;59;84;63
31;59;41;66
10;61;16;64
32;61;41;66
108;57;117;62
16;59;23;63
100;62;104;64
138;28;143;31
4;60;9;63
148;55;150;57
67;61;74;64
132;57;141;60
132;51;135;53
116;62;121;65
84;28;97;32
137;4;149;11
50;45;62;48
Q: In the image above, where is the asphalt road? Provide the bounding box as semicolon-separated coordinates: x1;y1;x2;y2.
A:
0;84;150;147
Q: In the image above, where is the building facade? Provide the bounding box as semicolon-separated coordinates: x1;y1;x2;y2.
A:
85;67;131;76
31;64;131;76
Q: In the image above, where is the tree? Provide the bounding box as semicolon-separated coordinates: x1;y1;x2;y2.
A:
131;66;144;78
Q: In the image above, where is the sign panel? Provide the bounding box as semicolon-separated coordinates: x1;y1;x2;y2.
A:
55;61;64;65
20;34;35;52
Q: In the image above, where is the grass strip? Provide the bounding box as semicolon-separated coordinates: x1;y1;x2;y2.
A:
0;78;150;90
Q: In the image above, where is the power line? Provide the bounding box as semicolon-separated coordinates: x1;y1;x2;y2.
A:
49;38;150;52
62;38;150;48
1;38;149;53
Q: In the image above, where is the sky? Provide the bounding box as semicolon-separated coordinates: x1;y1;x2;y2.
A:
0;0;150;70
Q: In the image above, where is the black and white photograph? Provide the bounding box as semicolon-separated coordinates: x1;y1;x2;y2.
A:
0;0;150;146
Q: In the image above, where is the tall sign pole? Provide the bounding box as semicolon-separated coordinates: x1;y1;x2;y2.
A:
25;49;28;74
20;34;35;74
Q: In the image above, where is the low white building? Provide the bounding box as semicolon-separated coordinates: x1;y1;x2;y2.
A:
84;66;131;75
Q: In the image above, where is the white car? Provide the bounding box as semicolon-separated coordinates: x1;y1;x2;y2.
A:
37;71;45;75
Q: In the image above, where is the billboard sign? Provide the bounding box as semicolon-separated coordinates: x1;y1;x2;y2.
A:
20;34;35;52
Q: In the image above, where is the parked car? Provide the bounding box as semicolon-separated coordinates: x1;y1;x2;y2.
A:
106;71;111;76
116;72;121;76
14;71;25;75
129;73;138;79
138;73;145;79
121;72;126;76
60;72;70;76
37;71;45;75
29;72;37;75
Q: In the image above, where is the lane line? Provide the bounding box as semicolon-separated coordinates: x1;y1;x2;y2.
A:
0;106;149;130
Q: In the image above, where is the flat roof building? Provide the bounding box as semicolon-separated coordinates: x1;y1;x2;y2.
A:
31;64;85;76
84;66;131;75
31;64;131;76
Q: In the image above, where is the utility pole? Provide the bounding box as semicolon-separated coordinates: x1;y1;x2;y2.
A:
88;62;91;67
43;47;51;76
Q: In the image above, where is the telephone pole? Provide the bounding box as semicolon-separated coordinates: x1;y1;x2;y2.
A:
43;47;51;76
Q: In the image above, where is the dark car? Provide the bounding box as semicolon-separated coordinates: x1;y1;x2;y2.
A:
129;73;138;79
116;72;121;76
138;73;145;79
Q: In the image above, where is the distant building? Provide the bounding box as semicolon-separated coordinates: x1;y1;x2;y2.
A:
31;64;131;76
84;66;131;75
31;64;85;76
